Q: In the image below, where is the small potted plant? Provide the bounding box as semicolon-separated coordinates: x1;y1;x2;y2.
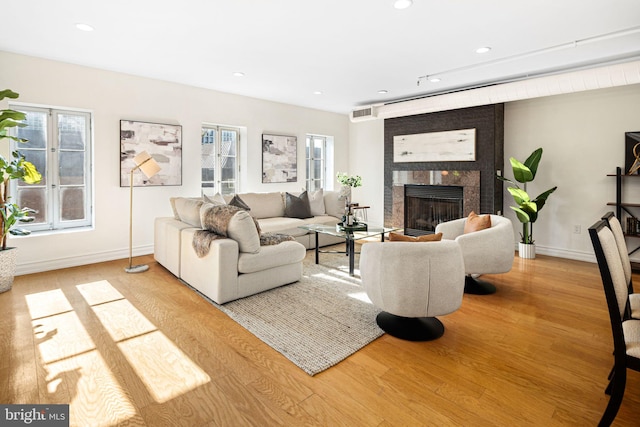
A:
0;89;42;292
336;172;362;226
497;147;557;259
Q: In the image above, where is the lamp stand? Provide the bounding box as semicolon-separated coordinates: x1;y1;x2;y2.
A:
125;167;149;273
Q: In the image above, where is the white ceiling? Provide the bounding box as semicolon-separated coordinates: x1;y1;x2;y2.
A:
2;0;640;114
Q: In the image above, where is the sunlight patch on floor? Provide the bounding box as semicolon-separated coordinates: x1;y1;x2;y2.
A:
25;289;73;320
117;330;210;403
78;280;210;403
347;291;373;304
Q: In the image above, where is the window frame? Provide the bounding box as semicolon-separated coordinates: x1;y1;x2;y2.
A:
201;124;240;195
9;104;93;233
305;134;327;191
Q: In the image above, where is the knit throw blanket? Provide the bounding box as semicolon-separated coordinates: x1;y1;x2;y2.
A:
193;204;294;257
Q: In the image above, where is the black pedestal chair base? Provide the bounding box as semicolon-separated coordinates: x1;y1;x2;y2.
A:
376;312;445;341
464;275;497;295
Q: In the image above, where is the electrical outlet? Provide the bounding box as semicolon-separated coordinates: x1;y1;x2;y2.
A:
573;225;581;234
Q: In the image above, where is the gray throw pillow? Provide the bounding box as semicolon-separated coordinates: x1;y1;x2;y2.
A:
229;194;251;211
285;191;312;219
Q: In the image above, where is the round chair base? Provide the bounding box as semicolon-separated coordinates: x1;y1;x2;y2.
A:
464;276;497;295
376;312;444;341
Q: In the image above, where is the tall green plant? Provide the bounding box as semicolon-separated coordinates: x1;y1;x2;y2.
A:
0;89;42;250
497;147;557;244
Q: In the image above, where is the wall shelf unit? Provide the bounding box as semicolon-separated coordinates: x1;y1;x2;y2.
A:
607;166;640;271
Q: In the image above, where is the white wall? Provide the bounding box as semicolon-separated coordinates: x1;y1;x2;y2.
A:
0;51;349;274
350;83;640;263
504;84;640;262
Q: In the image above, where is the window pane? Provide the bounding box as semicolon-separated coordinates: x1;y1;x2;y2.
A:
17;187;47;224
17;111;47;149
313;160;323;180
221;182;235;194
60;187;85;221
18;150;47;186
221;133;236;156
221;158;235;181
313;137;324;158
59;151;85;185
305;138;310;158
201;168;214;182
59;114;86;150
202;129;216;145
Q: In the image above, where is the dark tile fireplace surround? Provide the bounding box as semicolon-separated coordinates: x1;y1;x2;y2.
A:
384;104;504;231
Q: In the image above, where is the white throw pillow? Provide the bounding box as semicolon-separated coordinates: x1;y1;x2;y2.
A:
204;193;226;205
228;210;261;254
307;189;325;216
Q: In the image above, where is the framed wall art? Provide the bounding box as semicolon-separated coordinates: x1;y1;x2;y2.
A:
262;133;297;183
393;128;476;163
120;120;182;186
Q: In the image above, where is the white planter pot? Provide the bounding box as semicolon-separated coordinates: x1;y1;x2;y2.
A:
518;242;536;259
0;247;17;293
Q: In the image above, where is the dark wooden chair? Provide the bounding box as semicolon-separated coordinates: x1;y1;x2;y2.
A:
601;211;640;319
589;219;640;426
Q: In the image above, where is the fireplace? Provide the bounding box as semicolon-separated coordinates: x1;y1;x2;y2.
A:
404;184;463;236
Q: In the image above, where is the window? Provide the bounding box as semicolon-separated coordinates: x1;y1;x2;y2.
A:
11;106;93;232
201;125;239;195
306;135;327;191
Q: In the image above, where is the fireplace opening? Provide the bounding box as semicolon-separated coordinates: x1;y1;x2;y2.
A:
404;184;463;236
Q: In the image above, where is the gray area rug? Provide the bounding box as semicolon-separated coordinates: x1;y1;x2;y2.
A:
204;250;384;376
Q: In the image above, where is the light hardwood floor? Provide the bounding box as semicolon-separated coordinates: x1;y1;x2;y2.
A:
1;250;640;426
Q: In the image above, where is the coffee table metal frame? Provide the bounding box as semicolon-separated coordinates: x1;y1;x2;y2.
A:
299;224;399;276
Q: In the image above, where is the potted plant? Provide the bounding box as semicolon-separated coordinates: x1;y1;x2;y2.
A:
0;89;42;292
336;172;362;226
497;147;557;259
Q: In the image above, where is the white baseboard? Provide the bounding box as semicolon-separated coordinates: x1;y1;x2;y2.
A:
524;244;596;264
16;244;155;276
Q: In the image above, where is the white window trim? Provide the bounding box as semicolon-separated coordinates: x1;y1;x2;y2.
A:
9;104;93;233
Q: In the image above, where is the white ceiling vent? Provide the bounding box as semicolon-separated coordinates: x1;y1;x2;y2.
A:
350;105;378;122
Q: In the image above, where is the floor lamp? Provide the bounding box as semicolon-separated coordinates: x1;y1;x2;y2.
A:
126;151;161;273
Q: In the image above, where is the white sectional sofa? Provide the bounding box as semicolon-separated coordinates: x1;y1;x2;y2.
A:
154;190;345;304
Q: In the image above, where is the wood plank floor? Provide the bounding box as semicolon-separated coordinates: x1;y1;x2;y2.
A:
1;250;640;426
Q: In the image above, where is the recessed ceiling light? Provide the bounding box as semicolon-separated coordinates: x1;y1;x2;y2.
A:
75;23;94;32
378;90;389;94
476;46;492;54
232;71;245;77
313;91;323;95
429;77;441;83
393;0;413;9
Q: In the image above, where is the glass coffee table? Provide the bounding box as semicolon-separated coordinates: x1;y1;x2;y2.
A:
299;223;399;276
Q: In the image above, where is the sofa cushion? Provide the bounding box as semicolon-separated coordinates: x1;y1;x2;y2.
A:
236;192;285;219
257;217;308;237
308;189;326;216
238;241;306;274
173;197;204;227
285;191;312;219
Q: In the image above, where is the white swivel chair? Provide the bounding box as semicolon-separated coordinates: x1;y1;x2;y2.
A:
359;240;465;341
435;214;515;295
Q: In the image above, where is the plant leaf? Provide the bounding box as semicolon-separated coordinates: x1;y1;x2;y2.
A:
510;206;531;224
523;148;543;179
510;157;534;183
0;89;20;101
507;187;530;205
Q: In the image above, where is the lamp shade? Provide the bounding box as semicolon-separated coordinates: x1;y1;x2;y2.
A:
133;151;161;179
